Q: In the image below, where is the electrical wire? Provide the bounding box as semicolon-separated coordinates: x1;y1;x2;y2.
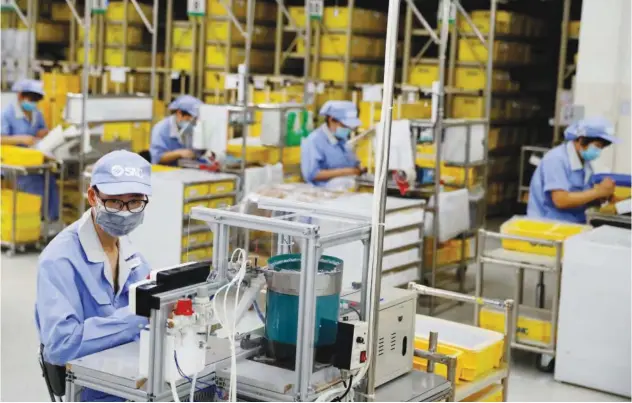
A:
332;375;353;402
253;299;265;323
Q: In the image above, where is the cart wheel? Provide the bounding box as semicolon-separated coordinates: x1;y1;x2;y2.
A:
5;249;15;258
18;245;26;253
536;354;555;373
35;242;43;251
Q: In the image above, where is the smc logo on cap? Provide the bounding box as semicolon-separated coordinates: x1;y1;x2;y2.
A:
111;165;145;178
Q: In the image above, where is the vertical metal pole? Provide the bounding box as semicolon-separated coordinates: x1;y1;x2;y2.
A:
312;21;321;87
152;308;165;395
11;172;18;255
303;0;311;105
164;0;174;103
502;299;515;402
401;2;413;87
430;0;452;316
191;21;198;93
446;18;458;115
79;0;92;200
474;230;485;326
123;0;129;66
299;237;319;400
197;18;206;98
549;242;562;350
26;0;33;78
273;1;283;76
359;238;371;320
365;0;400;398
553;0;571;145
294;238;309;400
481;0;497;224
150;0;159;98
146;309;158;398
426;331;438;373
42;167;50;242
70;0;77;63
342;0;354;93
238;0;255;190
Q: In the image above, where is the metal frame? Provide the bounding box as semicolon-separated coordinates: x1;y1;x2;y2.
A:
517;145;550;204
552;0;573;145
475;229;562;359
409;282;516;402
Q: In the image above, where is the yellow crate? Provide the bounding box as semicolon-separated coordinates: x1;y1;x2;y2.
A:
182;232;212;249
79;24;145;46
185;184;210;198
106;1;153;24
318;61;382;83
184;200;209;215
172;51;194;72
152;164;179;172
480;306;552;345
408;65;438;87
42;73;80;95
210;181;235;194
77;47;162;68
0;146;45;167
458;39;512;63
284;173;303;184
360;100;432;129
614;186;631;201
1;189;42;215
297;34;384;59
460;10;518;35
413;338;465;384
51;3;72;21
266;147;303;166
205;45;271;71
1;214;41;243
462;384;503;402
226;143;268;163
416;319;504;382
500;216;591;256
18;21;69;43
568;21;581;39
451;96;504;120
207;0;275;23
455;67;511;92
423;237;474;269
289;6;385;33
209;196;234;209
182;246;213;263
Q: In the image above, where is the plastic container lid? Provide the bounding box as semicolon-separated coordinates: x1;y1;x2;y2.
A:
415;315;503;352
590;173;632;188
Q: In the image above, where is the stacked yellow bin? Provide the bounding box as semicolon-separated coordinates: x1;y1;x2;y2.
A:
102;99;166;152
1;190;42;244
40;72;81;129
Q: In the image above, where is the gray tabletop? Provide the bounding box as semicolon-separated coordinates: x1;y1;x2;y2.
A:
376;370;451;402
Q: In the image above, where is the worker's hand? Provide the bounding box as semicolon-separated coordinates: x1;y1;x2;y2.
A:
12;135;36;146
346;167;363;176
178;149;197;160
595;177;616;198
36;129;49;138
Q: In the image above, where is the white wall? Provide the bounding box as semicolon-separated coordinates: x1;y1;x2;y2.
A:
574;0;631;174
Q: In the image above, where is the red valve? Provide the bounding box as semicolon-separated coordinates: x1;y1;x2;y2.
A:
360;351;367;363
174;299;194;316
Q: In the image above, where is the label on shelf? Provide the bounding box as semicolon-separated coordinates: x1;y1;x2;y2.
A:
109;67;128;83
187;0;205;17
308;0;324;20
0;0;14;11
224;74;239;90
92;0;108;14
362;85;382;103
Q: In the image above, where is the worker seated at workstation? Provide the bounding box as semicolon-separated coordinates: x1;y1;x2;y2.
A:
150;94;206;166
1;78;59;221
301;100;366;190
527;117;619;224
36;150;152;402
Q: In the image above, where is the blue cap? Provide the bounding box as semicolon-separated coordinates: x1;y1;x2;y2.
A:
12;79;45;96
168;95;202;117
319;100;361;129
564;117;619;144
90;150;152;196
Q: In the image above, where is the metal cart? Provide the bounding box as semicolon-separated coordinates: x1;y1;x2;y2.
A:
1;161;62;256
409;283;516;402
586;208;631;230
475;229;562;372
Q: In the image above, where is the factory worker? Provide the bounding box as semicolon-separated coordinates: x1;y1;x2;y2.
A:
35;150;152;402
1;78;59;220
301;100;364;190
149;94;203;166
527;117;618;223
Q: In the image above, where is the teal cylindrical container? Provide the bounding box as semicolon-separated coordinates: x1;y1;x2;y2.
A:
264;253;343;367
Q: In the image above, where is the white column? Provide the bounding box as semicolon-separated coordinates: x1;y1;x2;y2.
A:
574;0;631;174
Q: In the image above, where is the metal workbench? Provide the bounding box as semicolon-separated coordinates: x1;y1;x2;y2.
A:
65;341;451;402
586;209;631;229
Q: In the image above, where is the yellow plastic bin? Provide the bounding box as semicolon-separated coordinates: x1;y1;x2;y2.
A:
480;306;552;345
462;384;503;402
1;214;41;243
1;189;42;215
415;315;504;382
1;146;45;166
413;338;465;384
500;215;591;256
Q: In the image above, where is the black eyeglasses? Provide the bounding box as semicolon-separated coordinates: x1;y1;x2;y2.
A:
99;197;149;213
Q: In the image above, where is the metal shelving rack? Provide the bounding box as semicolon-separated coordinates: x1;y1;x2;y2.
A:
395;0;497;316
551;0;575;146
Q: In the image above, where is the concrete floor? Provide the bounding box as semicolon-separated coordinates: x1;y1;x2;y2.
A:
0;240;628;402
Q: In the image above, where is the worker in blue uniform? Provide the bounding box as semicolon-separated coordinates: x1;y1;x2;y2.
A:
527;117;618;223
149;94;203;166
1;78;59;220
35;150;152;402
301;100;364;190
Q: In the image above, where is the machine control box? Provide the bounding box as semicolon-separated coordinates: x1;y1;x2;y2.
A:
334;320;369;371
